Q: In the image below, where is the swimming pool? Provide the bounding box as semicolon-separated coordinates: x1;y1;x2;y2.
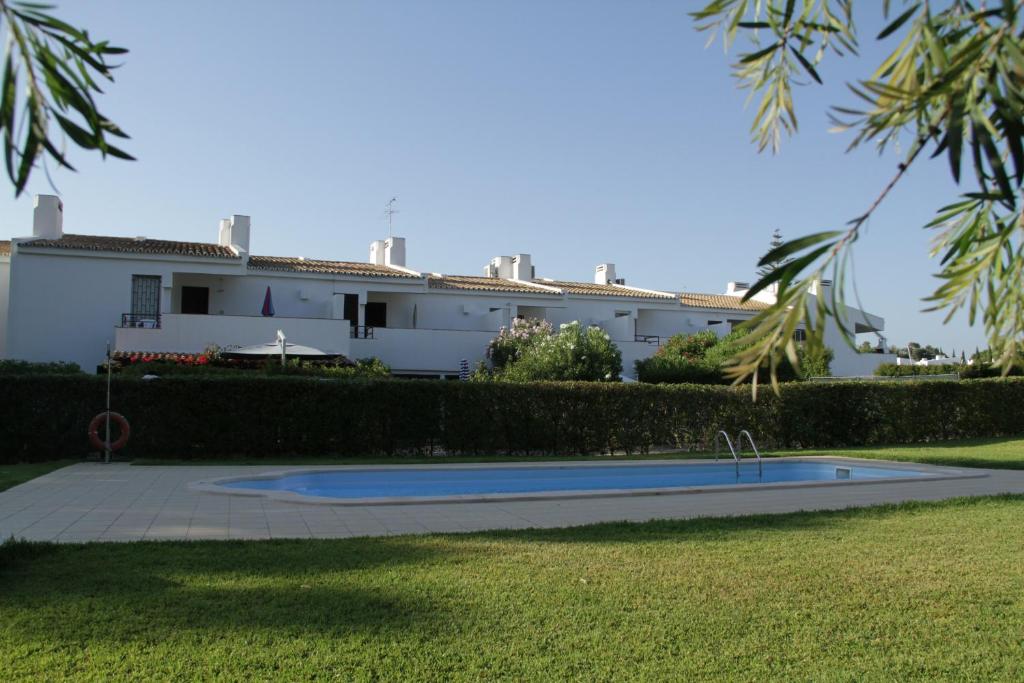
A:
199;458;946;504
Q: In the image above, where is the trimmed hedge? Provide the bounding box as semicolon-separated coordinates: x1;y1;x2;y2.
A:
1;376;1022;463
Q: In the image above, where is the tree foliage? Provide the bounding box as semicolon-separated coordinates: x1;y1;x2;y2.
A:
757;228;791;278
694;0;1024;394
0;1;133;196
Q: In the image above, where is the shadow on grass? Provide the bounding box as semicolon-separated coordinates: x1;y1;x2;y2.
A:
0;536;474;642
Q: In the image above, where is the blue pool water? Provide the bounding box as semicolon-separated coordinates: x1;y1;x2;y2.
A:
222;461;929;500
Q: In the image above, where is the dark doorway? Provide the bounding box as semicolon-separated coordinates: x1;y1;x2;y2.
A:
343;293;358;327
181;286;210;315
365;301;387;328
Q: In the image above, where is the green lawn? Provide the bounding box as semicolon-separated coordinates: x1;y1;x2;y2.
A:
0;461;73;493
130;435;1024;469
2;495;1023;680
772;436;1024;470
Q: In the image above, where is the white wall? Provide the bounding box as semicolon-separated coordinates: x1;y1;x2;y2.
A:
830;351;899;377
350;328;496;375
6;249;245;370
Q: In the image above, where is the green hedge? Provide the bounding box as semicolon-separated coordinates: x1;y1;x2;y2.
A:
875;362;1023;378
1;376;1022;463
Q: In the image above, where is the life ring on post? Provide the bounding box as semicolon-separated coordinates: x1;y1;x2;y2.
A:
88;412;131;452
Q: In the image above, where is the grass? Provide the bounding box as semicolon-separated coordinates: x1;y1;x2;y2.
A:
129;435;1024;469
771;436;1024;470
1;495;1023;680
0;461;73;493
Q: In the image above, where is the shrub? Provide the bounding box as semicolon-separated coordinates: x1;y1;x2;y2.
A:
112;349;389;379
486;318;553;371
875;362;1024;379
0;375;1021;462
636;330;830;384
481;320;622;382
0;360;82;375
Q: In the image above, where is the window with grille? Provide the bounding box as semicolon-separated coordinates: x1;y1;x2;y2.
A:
131;275;161;318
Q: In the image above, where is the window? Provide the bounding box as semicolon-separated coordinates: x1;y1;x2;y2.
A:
793;329;807;342
181;286;209;315
365;302;387;328
131;275;161;319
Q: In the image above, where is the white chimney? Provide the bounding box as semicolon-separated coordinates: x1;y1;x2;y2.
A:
512;253;532;281
218;218;231;246
384;236;406;267
595;263;616;285
726;281;750;296
490;256;513;279
369;239;386;265
217;214;250;253
33;194;63;240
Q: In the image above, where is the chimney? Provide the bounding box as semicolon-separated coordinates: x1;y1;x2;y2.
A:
33;194;63;240
726;281;750;296
218;214;250;253
595;263;616;285
490;255;513;279
384;236;406;267
369;239;386;265
512;254;532;281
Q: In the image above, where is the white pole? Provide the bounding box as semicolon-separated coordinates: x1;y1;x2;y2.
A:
277;329;286;368
105;341;112;464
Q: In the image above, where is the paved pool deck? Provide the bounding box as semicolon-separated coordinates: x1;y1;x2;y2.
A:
2;459;1024;543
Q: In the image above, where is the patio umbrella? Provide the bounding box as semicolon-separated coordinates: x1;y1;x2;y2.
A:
223;333;344;363
261;286;275;317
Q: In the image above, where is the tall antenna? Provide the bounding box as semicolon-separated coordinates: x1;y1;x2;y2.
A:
384;197;398;238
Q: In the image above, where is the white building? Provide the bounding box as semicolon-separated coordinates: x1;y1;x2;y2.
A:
0;196;896;377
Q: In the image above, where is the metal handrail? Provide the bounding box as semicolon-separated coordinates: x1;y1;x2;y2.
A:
714;430;740;476
736;429;764;477
120;313;161;329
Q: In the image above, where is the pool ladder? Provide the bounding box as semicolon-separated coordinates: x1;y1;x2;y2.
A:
714;430;764;477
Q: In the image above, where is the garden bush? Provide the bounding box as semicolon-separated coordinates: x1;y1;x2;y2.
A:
636;330;832;384
0;375;1021;462
875;362;1023;379
0;360;82;375
478;319;622;382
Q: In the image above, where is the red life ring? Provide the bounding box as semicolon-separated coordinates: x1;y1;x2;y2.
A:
88;412;131;451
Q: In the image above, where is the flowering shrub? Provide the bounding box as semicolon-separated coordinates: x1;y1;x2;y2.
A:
108;347;390;379
481;319;622;382
486;318;553;371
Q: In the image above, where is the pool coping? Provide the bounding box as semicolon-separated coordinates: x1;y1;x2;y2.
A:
187;457;987;506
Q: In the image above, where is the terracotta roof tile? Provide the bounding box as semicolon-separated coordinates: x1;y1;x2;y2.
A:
248;255;421;278
679;293;769;311
18;233;238;259
0;240;9;256
539;280;674;299
428;274;560;294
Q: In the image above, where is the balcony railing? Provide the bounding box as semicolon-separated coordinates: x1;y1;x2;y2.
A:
635;334;661;345
351;325;375;339
121;313;161;329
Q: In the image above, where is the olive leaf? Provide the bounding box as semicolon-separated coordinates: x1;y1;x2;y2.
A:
0;0;133;196
694;0;1024;392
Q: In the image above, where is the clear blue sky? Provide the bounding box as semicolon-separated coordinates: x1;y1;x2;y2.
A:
0;1;987;354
